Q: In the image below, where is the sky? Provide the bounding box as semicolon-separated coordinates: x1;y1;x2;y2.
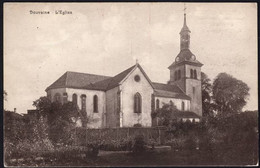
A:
4;3;257;114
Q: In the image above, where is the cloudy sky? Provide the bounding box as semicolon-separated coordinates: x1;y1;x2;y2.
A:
4;3;257;114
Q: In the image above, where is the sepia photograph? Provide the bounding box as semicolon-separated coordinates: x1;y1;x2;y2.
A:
3;2;258;167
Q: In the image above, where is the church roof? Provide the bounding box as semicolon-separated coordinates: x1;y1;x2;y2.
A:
46;65;190;101
152;82;183;93
168;49;203;69
46;64;154;92
84;65;136;91
154;89;191;100
85;64;154;91
152;82;191;100
45;71;111;91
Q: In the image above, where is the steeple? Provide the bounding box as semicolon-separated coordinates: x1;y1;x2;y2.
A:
180;4;191;50
168;4;203;117
180;4;191;34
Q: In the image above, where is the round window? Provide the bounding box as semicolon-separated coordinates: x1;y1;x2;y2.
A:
134;75;140;82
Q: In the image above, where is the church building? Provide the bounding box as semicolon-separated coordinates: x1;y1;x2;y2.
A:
45;12;203;128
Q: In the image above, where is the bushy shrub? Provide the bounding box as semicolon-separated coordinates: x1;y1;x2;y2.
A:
86;144;100;157
147;138;160;146
132;135;146;154
47;146;89;161
184;136;197;150
4;140;16;160
99;138;132;151
165;136;186;150
133;123;142;127
13;138;54;159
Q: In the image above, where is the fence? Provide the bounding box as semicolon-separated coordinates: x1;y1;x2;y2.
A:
73;126;167;146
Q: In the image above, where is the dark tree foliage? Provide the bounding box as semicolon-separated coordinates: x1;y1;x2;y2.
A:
33;97;81;125
201;72;215;118
132;134;146;154
153;103;179;126
32;96;83;144
212;73;249;116
33;96;52;116
4;110;26;143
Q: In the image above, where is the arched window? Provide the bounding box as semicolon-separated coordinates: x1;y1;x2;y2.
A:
181;101;185;111
63;93;68;104
174;71;177;81
54;93;61;103
93;95;98;113
190;69;193;79
194;70;197;79
81;94;86;112
72;93;77;105
156;99;160;109
134;93;142;113
178;70;181;79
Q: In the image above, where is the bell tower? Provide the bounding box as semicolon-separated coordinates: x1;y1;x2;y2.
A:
168;5;203;116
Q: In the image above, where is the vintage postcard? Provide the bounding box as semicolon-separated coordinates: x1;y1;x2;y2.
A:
3;3;258;167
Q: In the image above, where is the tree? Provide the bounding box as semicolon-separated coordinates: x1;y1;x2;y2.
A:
212;73;249;116
33;96;52;116
32;96;86;144
201;72;215;118
4;110;26;143
33;97;81;125
153;103;179;126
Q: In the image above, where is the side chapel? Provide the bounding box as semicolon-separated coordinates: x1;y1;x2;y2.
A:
45;11;203;128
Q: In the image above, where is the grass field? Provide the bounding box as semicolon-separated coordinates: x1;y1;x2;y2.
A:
6;148;257;167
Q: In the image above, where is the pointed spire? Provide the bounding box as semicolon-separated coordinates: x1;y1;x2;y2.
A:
183;3;187;26
184;13;187;27
180;3;190;34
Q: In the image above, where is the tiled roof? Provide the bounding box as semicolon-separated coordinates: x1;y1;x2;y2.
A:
105;65;136;90
152;82;183;93
154;89;191;100
85;64;154;91
46;65;137;91
152;82;191;100
84;65;136;91
46;64;189;101
84;77;113;91
172;111;201;118
46;71;111;91
168;49;203;69
47;64;154;92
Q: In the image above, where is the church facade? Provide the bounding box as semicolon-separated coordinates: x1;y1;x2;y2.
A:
45;13;203;128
